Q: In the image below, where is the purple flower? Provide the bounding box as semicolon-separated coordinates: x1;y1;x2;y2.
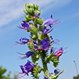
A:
42;26;53;34
54;69;60;75
33;41;39;50
20;21;30;30
20;65;27;74
20;61;35;75
25;51;34;57
33;40;38;45
18;51;34;59
40;38;50;51
42;17;58;34
17;38;29;45
43;17;58;27
50;47;54;53
43;18;54;27
44;77;48;79
50;36;53;41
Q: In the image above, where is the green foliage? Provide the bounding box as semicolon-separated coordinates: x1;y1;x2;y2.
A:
49;71;63;79
32;65;41;78
0;66;18;79
0;66;11;79
73;75;79;79
46;54;59;67
0;66;7;77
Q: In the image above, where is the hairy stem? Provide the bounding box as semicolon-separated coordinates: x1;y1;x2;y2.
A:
41;51;48;77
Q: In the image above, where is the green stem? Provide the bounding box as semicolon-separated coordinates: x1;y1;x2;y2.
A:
41;51;48;77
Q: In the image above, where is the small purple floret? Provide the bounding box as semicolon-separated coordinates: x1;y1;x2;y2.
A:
43;18;54;27
42;27;53;34
20;65;27;74
17;38;29;45
50;47;54;53
40;38;50;50
44;77;48;79
54;69;59;75
20;21;30;30
20;61;35;75
25;51;34;58
42;18;58;34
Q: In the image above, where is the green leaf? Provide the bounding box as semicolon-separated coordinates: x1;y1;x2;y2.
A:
47;54;59;67
53;60;59;67
32;65;41;78
49;74;57;79
52;56;59;67
46;54;53;63
0;66;7;76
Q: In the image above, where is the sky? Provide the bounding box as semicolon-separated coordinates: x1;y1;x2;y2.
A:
0;0;79;79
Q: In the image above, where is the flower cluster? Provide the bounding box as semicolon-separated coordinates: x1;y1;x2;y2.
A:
17;3;64;79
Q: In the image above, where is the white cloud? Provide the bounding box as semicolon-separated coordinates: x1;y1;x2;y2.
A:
27;0;53;7
27;0;72;8
0;0;72;27
0;0;25;27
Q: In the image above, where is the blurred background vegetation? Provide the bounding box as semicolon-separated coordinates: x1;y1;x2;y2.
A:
73;75;79;79
0;66;18;79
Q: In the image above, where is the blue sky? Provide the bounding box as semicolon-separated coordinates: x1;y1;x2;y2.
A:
0;0;79;79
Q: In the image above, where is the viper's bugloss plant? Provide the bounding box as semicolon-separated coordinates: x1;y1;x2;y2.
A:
17;3;64;79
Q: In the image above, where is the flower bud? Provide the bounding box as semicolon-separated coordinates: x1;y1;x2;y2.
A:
26;8;34;15
33;4;39;10
25;3;33;8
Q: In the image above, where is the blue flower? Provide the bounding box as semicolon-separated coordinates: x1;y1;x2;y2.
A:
20;21;30;30
25;51;34;57
40;38;50;51
17;38;29;45
43;15;58;27
42;26;53;34
42;17;58;34
54;69;59;75
44;77;48;79
18;51;34;59
33;40;39;51
43;18;54;27
20;65;27;74
20;61;35;75
50;47;54;53
32;38;50;51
